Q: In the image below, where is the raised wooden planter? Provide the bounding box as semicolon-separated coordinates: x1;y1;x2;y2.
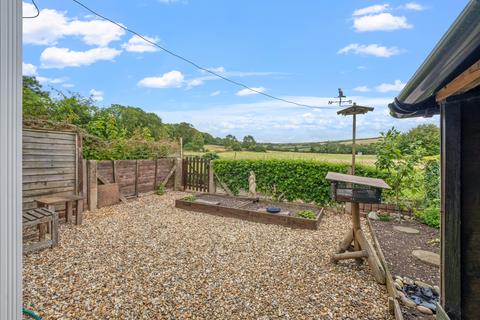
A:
175;194;323;230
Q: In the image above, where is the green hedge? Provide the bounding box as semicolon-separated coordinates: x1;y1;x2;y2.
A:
213;159;386;205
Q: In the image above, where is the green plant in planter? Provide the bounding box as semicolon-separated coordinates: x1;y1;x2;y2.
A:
183;195;197;202
297;210;317;220
378;213;392;222
156;184;166;195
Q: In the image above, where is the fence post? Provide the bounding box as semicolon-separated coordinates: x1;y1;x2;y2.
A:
209;161;216;194
174;158;183;191
87;160;98;210
135;160;139;196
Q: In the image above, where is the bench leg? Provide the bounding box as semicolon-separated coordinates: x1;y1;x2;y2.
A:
66;201;73;223
38;223;47;241
51;212;59;247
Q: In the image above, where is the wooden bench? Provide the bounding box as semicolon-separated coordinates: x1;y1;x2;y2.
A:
23;208;58;253
35;194;84;225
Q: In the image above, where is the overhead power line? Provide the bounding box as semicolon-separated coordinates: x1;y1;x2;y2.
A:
70;0;336;110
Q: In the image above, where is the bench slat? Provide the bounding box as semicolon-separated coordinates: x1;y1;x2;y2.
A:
35;207;54;217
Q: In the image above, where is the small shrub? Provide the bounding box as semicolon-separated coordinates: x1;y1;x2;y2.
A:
202;152;220;161
183;195;196;202
415;206;440;228
156;184;166;195
378;213;392;222
297;210;317;220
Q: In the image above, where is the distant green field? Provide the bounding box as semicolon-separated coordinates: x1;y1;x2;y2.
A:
185;150;376;166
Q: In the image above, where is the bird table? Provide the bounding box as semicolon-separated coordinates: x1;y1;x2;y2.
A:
326;172;390;284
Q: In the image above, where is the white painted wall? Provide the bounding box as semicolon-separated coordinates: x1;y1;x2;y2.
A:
0;0;22;318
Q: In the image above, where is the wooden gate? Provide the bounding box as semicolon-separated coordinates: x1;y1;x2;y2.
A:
183;157;210;192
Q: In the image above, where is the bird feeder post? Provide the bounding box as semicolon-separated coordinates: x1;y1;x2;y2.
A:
327;172;390;284
337;102;374;175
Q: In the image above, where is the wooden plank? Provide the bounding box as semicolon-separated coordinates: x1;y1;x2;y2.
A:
441;101;462;319
162;165;176;186
23;174;75;183
88;160;97;210
23;154;76;162
23;180;76;191
22;136;75;145
23;167;75;176
135;160;139;197
23;129;76;140
23;142;75;151
436;59;480;102
23;161;75;169
458;98;480;318
23;186;75;198
23;148;75;156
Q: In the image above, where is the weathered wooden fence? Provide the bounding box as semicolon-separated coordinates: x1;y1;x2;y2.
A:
97;159;177;195
86;158;182;209
183;156;211;192
23;128;83;214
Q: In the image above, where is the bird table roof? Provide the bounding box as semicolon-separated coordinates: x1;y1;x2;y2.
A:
337;104;374;116
326;172;391;189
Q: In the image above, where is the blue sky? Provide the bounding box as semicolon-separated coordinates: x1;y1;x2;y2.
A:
23;0;466;142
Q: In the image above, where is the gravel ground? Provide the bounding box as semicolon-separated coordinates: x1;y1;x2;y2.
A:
24;192;392;320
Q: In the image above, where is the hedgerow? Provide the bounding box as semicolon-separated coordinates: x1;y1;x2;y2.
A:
213;159;386;205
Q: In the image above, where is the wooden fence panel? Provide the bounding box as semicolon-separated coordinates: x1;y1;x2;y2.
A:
183;157;209;192
22;128;80;214
96;159;176;198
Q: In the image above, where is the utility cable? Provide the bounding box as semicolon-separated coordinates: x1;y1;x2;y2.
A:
70;0;337;110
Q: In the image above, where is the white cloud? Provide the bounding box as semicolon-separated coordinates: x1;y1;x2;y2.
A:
354;13;413;32
22;63;38;76
122;35;159;53
357;66;367;70
62;83;75;88
40;47;121;68
66;20;125;47
138;70;185;88
37;76;68;85
158;0;181;3
158;95;437;142
89;89;104;102
23;2;124;46
354;86;371;93
375;80;406;92
236;87;266;96
404;2;426;11
210;91;221;97
187;79;204;87
353;4;390;16
338;43;401;58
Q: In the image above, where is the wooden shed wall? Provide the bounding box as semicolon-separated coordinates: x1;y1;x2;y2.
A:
23;128;79;213
96;159;175;197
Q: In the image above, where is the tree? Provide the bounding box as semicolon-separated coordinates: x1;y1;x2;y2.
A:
400;124;440;157
23;76;52;117
184;131;205;151
108;104;168;139
376;127;424;209
224;134;238;150
242;135;256;150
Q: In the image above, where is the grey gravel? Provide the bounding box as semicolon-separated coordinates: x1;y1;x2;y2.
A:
24;192;392;319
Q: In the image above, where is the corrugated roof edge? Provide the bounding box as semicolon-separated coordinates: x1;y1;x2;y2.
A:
389;0;480;119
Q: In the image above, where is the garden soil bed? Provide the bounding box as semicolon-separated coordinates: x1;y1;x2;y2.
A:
175;193;323;230
371;219;440;319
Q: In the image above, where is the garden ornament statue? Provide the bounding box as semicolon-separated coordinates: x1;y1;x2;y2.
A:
248;171;257;198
